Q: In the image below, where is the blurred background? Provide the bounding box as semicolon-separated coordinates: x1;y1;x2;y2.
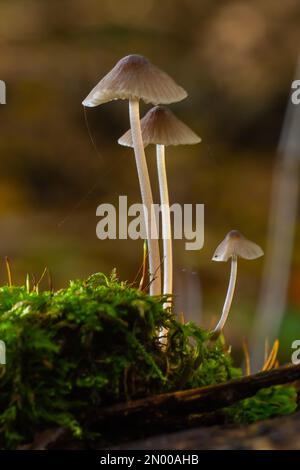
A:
1;0;300;366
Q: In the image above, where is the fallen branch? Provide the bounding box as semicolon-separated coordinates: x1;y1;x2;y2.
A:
101;364;300;422
43;364;300;449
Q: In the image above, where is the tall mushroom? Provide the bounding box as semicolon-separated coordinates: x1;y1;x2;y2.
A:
82;55;187;296
118;106;201;305
212;230;263;337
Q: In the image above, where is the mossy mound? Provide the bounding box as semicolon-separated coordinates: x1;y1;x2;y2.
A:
0;272;240;448
0;272;297;448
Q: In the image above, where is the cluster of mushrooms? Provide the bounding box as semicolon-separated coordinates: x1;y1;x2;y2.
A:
82;54;264;337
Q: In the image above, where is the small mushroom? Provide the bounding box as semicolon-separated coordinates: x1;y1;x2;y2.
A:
212;230;263;337
82;55;187;296
118;106;201;305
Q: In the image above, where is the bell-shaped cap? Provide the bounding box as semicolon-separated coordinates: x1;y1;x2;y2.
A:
118;105;201;147
82;55;187;107
212;230;264;262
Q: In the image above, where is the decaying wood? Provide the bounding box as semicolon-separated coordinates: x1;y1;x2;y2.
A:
100;364;300;422
35;364;300;449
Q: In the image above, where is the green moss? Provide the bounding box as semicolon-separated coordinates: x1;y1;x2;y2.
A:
0;272;297;448
227;385;298;424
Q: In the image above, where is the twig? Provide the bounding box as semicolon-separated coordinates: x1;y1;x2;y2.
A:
262;339;279;372
99;364;300;422
242;338;251;376
139;241;148;291
5;257;12;287
35;267;48;292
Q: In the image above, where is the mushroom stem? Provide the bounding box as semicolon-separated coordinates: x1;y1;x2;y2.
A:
156;144;172;306
129;99;161;296
213;255;238;336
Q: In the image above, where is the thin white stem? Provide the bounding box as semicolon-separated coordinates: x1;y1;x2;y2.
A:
213;256;238;335
156;144;172;307
129;99;161;296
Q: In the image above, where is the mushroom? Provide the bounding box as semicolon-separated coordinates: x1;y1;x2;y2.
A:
82;55;187;296
118;106;201;305
212;230;263;337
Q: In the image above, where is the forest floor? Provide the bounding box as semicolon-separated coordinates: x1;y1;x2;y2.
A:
115;410;300;450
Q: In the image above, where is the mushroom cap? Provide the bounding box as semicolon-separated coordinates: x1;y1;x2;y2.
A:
118;106;201;147
212;230;264;262
82;55;187;107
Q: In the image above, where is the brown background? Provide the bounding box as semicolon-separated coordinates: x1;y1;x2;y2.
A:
1;0;300;362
